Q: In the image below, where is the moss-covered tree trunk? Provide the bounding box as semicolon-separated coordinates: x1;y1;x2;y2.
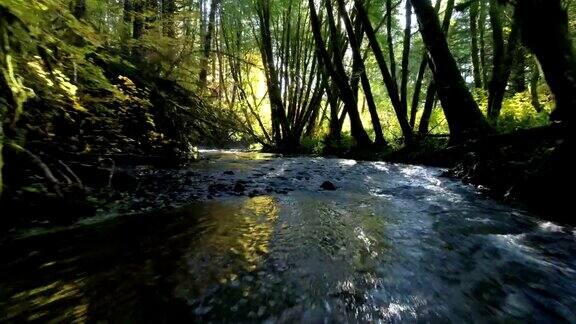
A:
411;0;492;143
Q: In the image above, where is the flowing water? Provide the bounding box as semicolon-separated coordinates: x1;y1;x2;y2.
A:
1;151;576;322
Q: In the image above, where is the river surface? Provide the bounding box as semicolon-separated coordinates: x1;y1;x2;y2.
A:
1;151;576;322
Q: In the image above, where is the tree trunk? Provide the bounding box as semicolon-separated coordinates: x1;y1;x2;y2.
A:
418;79;436;134
478;0;489;89
121;0;133;54
530;56;543;113
418;0;454;135
326;80;343;141
409;59;427;129
336;0;387;146
514;0;576;123
355;0;413;144
325;0;372;148
256;0;290;147
386;0;397;84
511;46;527;93
487;1;520;120
409;0;442;130
400;0;412;116
198;0;220;88
469;0;482;88
309;0;372;148
487;0;505;119
411;0;492;143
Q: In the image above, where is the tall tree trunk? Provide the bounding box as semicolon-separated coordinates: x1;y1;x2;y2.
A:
409;59;427;129
355;0;413;144
487;0;505;119
336;0;387;146
122;0;133;54
256;0;290;147
487;1;520;120
418;0;454;135
469;0;482;88
386;0;397;84
325;0;372;148
511;46;527;93
478;0;489;89
309;0;372;148
530;56;542;113
418;80;436;134
411;0;492;143
400;0;412;116
409;0;442;130
198;0;220;88
513;0;576;123
325;79;343;141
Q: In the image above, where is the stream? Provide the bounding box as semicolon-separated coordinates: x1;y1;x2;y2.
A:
1;151;576;322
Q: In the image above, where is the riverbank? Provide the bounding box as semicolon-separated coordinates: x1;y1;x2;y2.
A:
381;124;571;224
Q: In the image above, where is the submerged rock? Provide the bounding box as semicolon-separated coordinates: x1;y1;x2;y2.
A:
208;183;228;194
233;182;246;192
320;181;337;191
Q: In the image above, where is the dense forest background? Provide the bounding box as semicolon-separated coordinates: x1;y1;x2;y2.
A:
0;0;575;220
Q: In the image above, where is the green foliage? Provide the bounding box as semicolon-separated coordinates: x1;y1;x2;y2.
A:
497;91;551;132
300;136;325;155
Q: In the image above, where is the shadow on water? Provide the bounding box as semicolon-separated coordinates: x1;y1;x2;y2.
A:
1;152;576;322
0;196;281;322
